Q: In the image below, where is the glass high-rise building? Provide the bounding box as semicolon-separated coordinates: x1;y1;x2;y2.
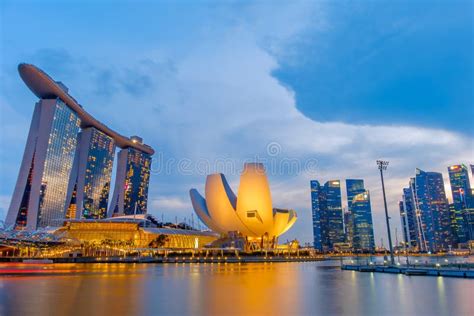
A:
345;179;365;246
6;98;80;230
414;169;453;252
343;210;353;246
448;203;459;244
5;64;155;230
399;201;409;247
310;180;323;251
66;127;116;219
346;179;365;210
323;180;344;250
110;139;152;216
448;164;473;242
399;186;420;250
310;180;344;252
351;191;375;252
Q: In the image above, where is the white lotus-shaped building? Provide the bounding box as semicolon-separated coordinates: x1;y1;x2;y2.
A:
189;163;297;239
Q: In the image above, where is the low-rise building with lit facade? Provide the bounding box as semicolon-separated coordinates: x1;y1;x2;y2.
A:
54;214;218;249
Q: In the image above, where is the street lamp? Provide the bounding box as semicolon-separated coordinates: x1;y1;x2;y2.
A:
377;160;395;266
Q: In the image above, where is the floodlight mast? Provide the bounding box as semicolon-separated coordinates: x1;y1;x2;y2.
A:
377;160;395;266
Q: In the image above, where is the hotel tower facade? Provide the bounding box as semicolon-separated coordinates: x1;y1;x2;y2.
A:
5;64;155;230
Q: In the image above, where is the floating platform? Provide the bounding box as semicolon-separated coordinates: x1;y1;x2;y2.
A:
342;264;474;278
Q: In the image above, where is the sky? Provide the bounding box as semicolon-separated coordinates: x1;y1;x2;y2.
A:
0;0;473;246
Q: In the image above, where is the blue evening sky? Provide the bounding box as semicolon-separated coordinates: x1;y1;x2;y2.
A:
275;1;473;134
0;0;473;244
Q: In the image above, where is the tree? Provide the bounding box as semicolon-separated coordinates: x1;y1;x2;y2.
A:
148;234;169;248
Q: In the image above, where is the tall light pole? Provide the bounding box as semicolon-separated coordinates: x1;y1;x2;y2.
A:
377;160;395;265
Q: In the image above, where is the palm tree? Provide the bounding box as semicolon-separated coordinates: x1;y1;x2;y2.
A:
149;234;169;248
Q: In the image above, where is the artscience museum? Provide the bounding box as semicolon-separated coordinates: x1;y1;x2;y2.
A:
189;163;297;247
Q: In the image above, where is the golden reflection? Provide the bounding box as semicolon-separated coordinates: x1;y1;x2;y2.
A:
396;274;406;307
436;277;448;315
2;262;473;315
190;263;301;315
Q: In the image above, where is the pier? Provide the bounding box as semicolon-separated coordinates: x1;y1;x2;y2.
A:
342;263;474;278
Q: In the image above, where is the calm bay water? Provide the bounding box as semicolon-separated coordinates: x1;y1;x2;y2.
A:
0;260;472;316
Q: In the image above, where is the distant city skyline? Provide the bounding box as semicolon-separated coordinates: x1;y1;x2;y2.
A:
0;1;473;245
399;165;474;252
311;178;375;252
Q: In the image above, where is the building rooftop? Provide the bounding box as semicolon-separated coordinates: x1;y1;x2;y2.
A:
18;63;154;155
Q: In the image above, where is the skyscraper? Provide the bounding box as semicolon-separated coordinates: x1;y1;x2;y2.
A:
5;64;154;230
310;180;344;252
343;210;353;246
310;180;323;251
448;164;473;242
414;169;453;252
399;186;420;250
346;179;365;210
399;201;409;247
5;98;80;230
345;179;365;246
66;127;116;219
448;203;459;244
109;139;152;216
351;191;375;252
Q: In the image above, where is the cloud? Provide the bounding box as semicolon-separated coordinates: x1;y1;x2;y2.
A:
151;196;189;211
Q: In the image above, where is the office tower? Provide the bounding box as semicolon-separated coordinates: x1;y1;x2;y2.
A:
471;165;474;240
399;201;409;247
448;165;473;242
310;180;323;251
409;177;428;251
345;179;365;245
5;64;154;230
5;99;80;230
343;210;353;245
351;191;375;252
109;138;152;216
310;180;344;252
66;185;77;219
414;169;453;252
399;186;420;250
323;180;345;250
448;203;460;244
66;128;116;219
346;179;365;210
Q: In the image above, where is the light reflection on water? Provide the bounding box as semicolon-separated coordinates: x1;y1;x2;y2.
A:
0;261;472;315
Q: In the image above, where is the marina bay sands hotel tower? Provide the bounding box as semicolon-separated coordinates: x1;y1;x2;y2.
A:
5;64;155;231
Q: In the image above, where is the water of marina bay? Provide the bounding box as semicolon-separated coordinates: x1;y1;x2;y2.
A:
0;257;472;316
